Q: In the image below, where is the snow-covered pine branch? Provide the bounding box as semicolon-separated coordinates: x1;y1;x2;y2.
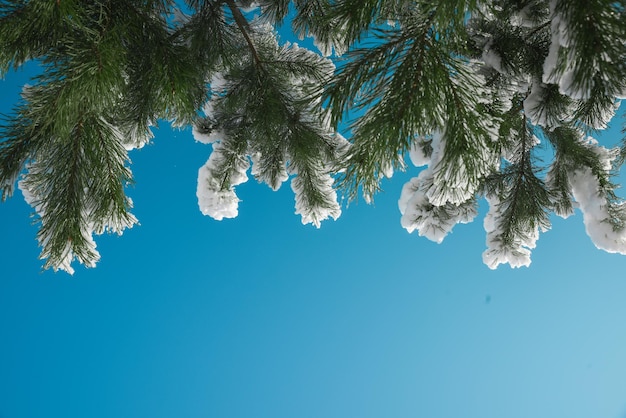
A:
0;0;625;272
193;20;342;227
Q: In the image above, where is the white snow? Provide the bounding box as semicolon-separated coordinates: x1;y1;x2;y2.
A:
569;166;626;254
196;171;241;220
426;130;493;207
380;161;394;179
524;81;554;128
398;176;421;216
192;100;224;144
542;42;560;85
101;116;153;151
408;139;431;167
542;6;565;86
239;1;259;13
509;4;537;28
250;151;289;191
482;40;503;73
192;74;230;145
308;21;348;57
399;131;479;242
331;132;351;155
192;124;223;145
482;195;540;269
586;100;621;130
399;171;477;243
558;69;590;100
291;170;341;228
196;142;250;220
209;73;227;93
541;1;619;103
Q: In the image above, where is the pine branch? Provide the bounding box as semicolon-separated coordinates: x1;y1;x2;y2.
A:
498;119;550;246
2;0;626;271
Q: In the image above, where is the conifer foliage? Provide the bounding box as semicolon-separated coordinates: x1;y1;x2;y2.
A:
1;0;625;273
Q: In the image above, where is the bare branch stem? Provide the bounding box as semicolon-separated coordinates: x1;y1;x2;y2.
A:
224;0;263;67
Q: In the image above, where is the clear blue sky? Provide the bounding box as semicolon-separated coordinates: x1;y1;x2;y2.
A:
2;28;626;418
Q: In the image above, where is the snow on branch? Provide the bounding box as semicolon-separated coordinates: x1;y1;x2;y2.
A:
197;140;250;221
482;195;540;269
291;167;342;228
399;132;479;242
4;0;626;272
17;123;138;275
569;166;626;254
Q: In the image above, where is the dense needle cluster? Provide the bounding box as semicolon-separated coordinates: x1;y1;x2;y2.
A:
0;0;625;273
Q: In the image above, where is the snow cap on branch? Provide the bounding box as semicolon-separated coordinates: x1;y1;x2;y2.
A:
197;141;250;220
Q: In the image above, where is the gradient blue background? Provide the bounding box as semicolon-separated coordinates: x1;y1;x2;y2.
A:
2;40;626;418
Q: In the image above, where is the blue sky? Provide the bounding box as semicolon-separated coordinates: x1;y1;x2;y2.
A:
2;21;626;418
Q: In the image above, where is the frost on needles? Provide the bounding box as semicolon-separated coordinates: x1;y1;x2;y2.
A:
0;0;625;273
